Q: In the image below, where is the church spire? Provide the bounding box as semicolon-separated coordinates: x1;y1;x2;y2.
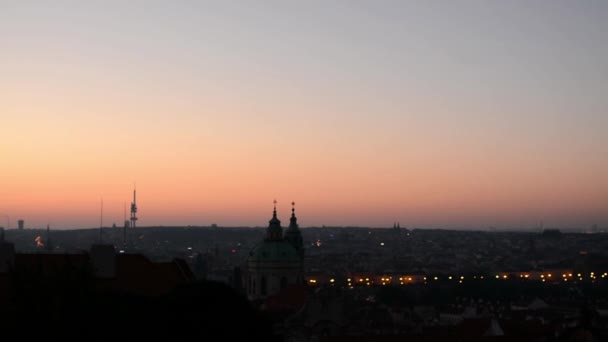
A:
289;201;298;228
285;201;304;258
266;199;282;241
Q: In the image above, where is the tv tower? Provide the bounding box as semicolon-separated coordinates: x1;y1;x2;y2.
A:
130;186;138;229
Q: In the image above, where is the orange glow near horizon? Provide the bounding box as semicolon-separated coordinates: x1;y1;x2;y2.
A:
1;87;606;228
1;134;605;229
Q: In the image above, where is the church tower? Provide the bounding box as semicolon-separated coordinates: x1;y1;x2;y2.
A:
266;200;282;241
246;200;304;301
284;202;304;258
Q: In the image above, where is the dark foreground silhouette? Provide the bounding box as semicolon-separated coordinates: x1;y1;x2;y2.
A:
1;274;276;341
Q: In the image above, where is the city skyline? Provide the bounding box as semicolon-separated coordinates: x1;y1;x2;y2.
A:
1;1;607;229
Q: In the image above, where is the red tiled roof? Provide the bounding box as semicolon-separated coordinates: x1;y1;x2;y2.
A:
2;252;194;298
264;285;308;312
98;254;194;296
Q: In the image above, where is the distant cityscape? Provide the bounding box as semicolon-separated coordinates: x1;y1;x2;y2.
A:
1;202;608;340
3;219;608;284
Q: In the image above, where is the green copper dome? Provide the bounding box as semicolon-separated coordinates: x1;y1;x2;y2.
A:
248;240;300;263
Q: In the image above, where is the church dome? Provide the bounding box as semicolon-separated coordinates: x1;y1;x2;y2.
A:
248;240;300;264
246;200;305;301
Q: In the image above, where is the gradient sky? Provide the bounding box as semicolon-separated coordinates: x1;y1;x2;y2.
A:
1;1;607;229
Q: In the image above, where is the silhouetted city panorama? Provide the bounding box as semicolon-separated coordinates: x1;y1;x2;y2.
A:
3;2;607;341
1;200;608;341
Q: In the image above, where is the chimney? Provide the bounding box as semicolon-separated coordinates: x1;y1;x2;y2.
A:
0;229;15;273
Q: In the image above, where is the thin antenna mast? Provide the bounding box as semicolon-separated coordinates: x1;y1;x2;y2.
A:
99;197;103;244
123;201;127;246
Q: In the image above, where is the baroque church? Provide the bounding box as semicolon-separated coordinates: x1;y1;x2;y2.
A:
246;201;304;300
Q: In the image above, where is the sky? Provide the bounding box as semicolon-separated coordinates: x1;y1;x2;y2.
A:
1;1;607;229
